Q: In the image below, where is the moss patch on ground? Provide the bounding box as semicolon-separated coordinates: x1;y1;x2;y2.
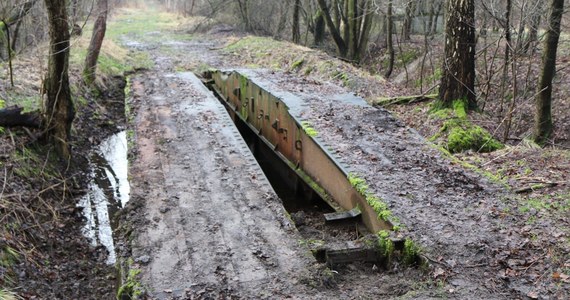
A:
430;99;503;153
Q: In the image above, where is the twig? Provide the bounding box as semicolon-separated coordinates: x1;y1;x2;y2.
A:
0;166;6;200
515;182;562;194
420;253;450;268
209;37;245;50
464;263;488;268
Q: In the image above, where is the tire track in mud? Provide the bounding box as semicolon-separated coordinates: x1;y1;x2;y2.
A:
127;69;316;299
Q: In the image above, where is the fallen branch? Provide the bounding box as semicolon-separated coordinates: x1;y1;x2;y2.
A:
0;106;41;128
514;182;559;194
372;93;438;107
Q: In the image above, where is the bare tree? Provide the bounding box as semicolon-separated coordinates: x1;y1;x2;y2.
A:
534;0;564;145
43;0;75;159
292;0;301;43
83;0;108;85
385;0;394;77
401;0;415;40
316;0;373;62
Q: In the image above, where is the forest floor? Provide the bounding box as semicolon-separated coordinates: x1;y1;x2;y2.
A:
0;4;568;300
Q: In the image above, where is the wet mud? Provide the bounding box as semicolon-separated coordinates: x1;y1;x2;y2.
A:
115;16;568;300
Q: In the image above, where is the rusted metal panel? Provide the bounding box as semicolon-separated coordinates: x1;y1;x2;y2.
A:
209;70;391;233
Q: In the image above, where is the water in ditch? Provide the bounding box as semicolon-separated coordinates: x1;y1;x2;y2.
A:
77;131;130;265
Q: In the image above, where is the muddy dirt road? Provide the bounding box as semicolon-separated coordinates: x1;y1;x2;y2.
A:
115;8;568;300
127;70;320;298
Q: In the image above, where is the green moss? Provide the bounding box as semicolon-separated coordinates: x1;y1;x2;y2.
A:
331;71;350;86
287;161;330;201
452;99;468;119
116;268;143;300
427;143;509;187
238;75;250;120
402;238;422;266
304;66;315;76
301;121;318;137
1;94;38;112
290;57;305;70
445;120;503;153
348;173;400;226
377;230;395;263
12;148;58;179
1;245;19;285
430;99;503;153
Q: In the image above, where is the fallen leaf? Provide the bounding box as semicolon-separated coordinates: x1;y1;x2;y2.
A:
526;290;539;299
433;267;445;278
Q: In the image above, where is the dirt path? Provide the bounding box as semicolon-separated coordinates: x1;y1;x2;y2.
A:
120;33;432;299
114;8;568;300
126;64;321;298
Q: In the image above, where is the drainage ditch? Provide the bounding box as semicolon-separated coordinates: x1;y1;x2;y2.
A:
78;131;130;265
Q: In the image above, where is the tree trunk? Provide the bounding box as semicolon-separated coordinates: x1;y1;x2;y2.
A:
357;0;373;60
44;0;75;160
316;0;347;57
190;0;196;15
437;0;476;109
314;9;325;45
292;0;301;43
499;0;512;114
534;0;564;145
385;0;394;78
236;0;251;32
347;0;358;60
522;13;541;54
83;0;108;85
402;0;415;40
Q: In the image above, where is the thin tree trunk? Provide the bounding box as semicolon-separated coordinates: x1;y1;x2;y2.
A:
2;20;14;87
190;0;196;15
499;0;512;114
402;0;415;40
236;0;251;32
44;0;75;160
292;0;301;43
534;0;564;145
314;9;325;45
523;13;541;54
430;2;443;35
316;0;347;57
11;17;23;52
385;0;394;78
347;0;358;60
357;0;373;60
83;0;108;85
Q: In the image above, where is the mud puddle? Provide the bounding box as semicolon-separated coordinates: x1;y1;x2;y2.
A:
78;131;130;265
